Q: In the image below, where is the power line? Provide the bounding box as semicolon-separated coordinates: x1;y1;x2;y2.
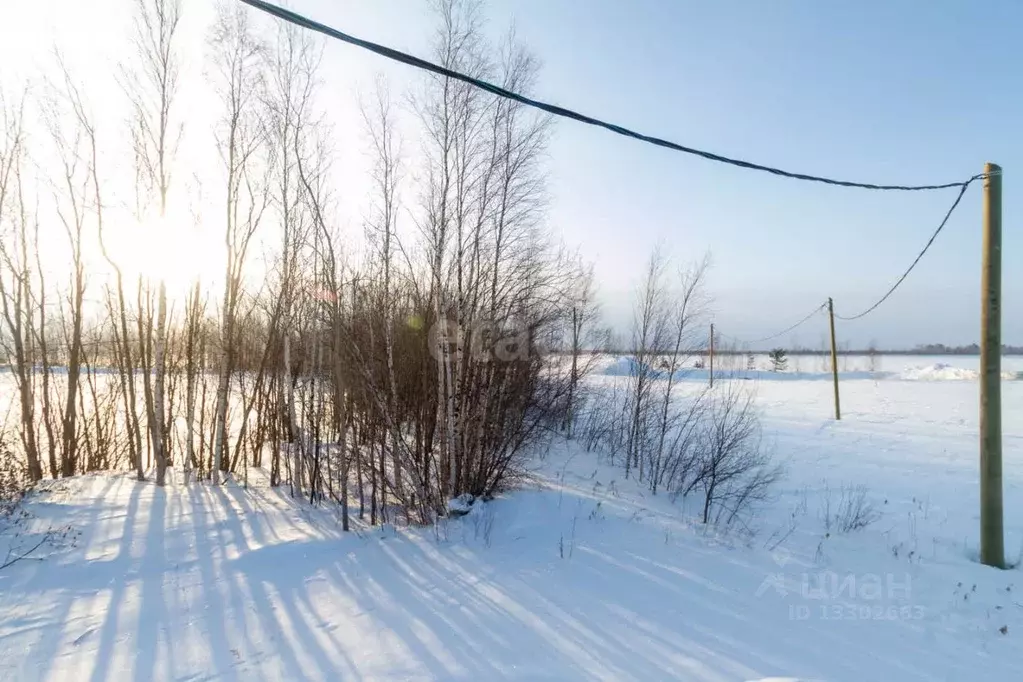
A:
834;175;980;321
239;0;994;326
238;0;972;192
718;302;827;347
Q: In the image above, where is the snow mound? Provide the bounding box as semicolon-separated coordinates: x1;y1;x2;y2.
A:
899;363;1022;381
602;355;647;377
901;363;979;381
447;493;474;516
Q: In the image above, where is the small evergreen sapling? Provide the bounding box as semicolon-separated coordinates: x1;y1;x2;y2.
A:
769;348;788;372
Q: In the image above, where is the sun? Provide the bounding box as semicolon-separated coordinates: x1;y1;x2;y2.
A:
87;205;225;302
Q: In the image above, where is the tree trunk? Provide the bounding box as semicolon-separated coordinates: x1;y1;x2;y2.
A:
153;281;168;485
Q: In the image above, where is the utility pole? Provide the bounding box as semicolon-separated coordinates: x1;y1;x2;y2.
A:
827;298;841;421
980;162;1004;569
709;323;714;388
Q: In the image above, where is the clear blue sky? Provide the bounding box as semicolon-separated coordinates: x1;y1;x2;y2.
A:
5;0;1019;349
306;0;1021;349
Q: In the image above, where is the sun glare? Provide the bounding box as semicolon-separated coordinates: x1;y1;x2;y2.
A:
93;209;225;301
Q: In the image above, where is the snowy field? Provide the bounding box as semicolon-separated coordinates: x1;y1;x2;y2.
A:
1;356;1022;681
640;352;1023;379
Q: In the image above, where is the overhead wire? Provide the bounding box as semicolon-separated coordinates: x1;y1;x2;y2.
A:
834;175;981;321
237;0;995;326
237;0;972;192
716;302;827;348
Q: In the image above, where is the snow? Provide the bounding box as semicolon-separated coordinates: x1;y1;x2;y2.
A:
446;493;474;516
898;362;1021;381
900;362;979;381
602;354;1023;383
2;363;1023;681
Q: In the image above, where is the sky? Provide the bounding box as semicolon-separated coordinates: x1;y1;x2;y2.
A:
1;0;1020;349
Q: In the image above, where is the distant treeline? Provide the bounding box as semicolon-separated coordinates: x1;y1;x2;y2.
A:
903;343;1023;355
563;343;1023;357
710;346;1023;356
775;344;1023;356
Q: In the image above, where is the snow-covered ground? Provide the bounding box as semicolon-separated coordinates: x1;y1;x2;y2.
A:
1;358;1022;681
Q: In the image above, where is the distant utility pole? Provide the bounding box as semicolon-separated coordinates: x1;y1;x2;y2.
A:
980;162;1004;569
827;298;840;421
709;323;715;388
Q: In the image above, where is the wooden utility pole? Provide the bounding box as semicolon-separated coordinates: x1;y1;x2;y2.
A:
709;323;715;388
827;298;841;421
980;162;1004;569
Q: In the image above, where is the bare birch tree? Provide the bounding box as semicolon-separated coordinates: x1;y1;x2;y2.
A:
208;2;270;484
563;261;601;438
46;65;97;479
649;256;709;493
362;79;406;511
263;18;321;492
625;246;669;480
0;91;44;482
122;0;183;486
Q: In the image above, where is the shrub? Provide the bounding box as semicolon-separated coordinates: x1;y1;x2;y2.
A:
0;436;28;517
691;383;782;525
820;483;881;533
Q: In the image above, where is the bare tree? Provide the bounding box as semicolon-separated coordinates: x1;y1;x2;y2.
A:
262;17;322;492
0;0;599;536
45;64;96;479
625;246;669;480
362;79;405;510
0;91;44;482
692;382;780;525
122;0;183;486
208;1;271;484
563;260;601;438
414;0;489;501
649;256;709;493
867;339;880;374
181;182;208;484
